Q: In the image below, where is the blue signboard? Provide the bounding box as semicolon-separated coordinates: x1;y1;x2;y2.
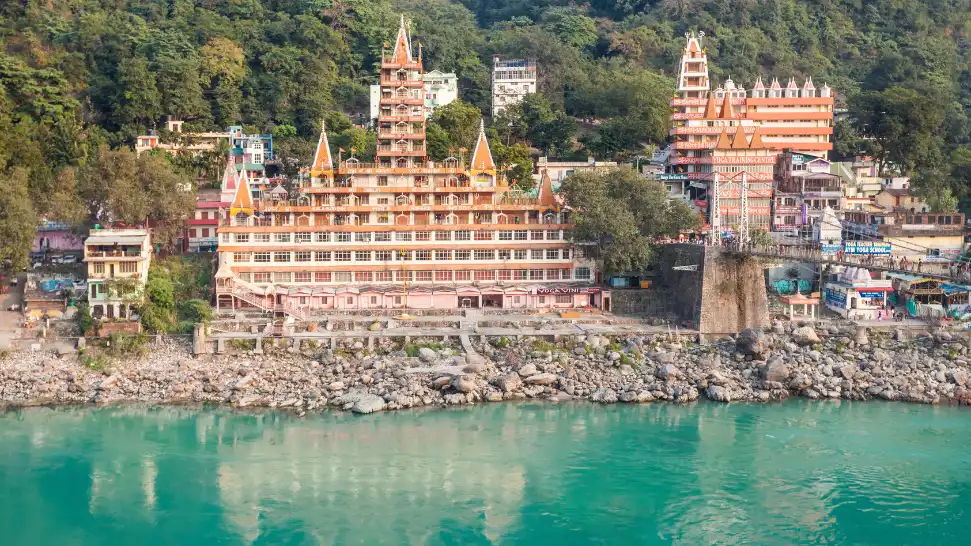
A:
843;241;891;256
857;290;887;299
821;244;841;256
825;288;846;307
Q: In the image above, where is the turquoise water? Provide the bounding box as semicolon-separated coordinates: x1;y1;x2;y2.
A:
0;401;969;545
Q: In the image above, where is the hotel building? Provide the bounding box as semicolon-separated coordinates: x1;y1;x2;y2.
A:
214;18;604;318
668;32;834;233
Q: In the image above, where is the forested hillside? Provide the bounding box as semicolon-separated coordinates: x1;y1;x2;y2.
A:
2;0;971;266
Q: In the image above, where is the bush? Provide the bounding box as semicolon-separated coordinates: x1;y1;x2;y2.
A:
491;336;512;349
405;341;444;357
106;332;149;358
76;302;94;335
79;349;110;372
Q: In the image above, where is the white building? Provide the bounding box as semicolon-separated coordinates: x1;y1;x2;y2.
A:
423;70;458;117
491;57;537;118
83;228;152;319
533;156;617;193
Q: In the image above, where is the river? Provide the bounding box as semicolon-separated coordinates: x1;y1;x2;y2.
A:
0;401;969;545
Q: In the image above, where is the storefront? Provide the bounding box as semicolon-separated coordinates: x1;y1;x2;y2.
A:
824;268;893;320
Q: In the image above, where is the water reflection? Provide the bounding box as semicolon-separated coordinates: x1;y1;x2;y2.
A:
0;401;969;545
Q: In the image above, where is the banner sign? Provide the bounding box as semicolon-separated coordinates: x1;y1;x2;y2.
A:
825;288;846;307
858;290;889;298
821;244;841;255
843;241;891;255
536;287;599;295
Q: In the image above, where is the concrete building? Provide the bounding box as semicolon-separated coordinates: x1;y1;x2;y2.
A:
34;220;82;253
842;210;966;262
135;117;229;156
369;70;458;123
423;70;458;116
491;57;537;118
873;188;927;213
668;32;834;235
83;228;152;319
772;150;844;233
214;17;603;317
227;126;273;178
532;156;618;193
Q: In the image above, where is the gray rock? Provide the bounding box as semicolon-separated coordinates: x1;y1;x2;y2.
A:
855;327;869;346
762;355;790;382
619;364;634;375
517;363;538;377
97;374;120;390
872;348;890;363
524;373;557;386
233;373;258;390
451;376;477;393
573;346;587;356
705;385;731;402
607;351;621;362
736;328;769;357
839;364;857;380
656;364;681;381
418;347;437;363
496;373;523;393
351;394;386;414
949;370;969;386
788;373;812;390
328;381;345;391
791;326;820;346
462;362;487;374
589;388;618;404
655;352;676;364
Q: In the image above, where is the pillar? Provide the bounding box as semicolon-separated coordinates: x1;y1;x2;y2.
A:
253;336;263;354
216;338;225;354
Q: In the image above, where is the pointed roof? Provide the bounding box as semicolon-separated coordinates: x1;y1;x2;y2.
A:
730;129;750;149
537;169;556;207
753;76;765;90
469;120;495;173
803;77;815;90
714;128;732;149
230;167;254;216
221;157;237;191
770;78;781;90
390;15;413;64
719;93;734;119
786;77;798;89
748;126;766;149
686;36;701;53
703;93;718;119
311;119;333;173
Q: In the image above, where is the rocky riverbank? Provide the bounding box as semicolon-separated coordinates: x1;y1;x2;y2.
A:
2;321;971;412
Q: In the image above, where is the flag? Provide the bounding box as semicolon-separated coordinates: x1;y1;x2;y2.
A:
351;147;356;152
339;147;345;152
459;147;468;153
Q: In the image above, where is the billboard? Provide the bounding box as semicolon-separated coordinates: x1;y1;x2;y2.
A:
843;241;891;255
821;244;841;256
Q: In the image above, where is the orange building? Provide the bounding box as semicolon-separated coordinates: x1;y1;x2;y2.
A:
669;32;834;233
213;17;604;317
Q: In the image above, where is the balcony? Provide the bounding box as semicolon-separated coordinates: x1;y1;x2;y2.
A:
377;131;425;140
379;97;423;106
380;77;423;87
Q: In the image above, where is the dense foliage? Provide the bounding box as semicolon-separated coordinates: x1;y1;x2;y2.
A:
3;0;971;265
561;168;700;274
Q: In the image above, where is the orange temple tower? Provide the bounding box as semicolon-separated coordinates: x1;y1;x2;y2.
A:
214;17;604;317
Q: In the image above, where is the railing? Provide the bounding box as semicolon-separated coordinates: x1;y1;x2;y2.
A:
717;242;971;283
86;251;143;258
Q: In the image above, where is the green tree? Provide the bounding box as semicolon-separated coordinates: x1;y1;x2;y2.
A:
538;7;598;51
560;168;699;275
492;140;534;188
0;169;38;270
428;100;483;152
112;56;162;138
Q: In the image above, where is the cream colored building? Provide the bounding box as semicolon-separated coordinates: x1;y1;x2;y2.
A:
84;229;153;319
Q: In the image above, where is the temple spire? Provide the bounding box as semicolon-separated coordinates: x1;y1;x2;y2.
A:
230;167;254;216
469;119;495;173
719;93;734;119
311;119;333;173
537;169;556;207
391;15;413;64
703;93;718;119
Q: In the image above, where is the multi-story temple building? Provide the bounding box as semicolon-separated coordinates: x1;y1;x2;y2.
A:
668;32;834;234
213;18;605;317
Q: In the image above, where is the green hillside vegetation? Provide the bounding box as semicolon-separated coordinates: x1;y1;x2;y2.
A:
2;0;971;268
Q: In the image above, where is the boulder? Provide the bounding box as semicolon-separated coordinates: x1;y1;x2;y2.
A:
418;347;437;363
788;373;812;390
655;352;676;364
589;388;618;404
524;373;557;386
761;355;790;382
656;364;681;381
350;394;386;414
791;326;820;346
607;351;621;362
736;328;770;357
462;362;487;374
233;373;258;390
328;381;345;391
496;373;523;393
871;348;890;363
949;370;969;386
839;364;857;380
517;363;538;377
705;385;731;403
451;376;477;393
573;346;587;356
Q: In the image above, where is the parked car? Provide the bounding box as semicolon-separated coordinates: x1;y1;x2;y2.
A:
60;255;79;264
72;280;88;293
